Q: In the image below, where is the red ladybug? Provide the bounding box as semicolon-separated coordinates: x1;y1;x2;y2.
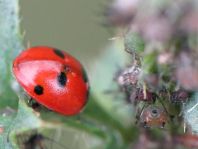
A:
13;46;89;116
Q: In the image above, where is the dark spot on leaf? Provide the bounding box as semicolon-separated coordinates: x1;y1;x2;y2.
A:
34;85;44;95
57;72;67;87
24;134;45;148
53;49;65;59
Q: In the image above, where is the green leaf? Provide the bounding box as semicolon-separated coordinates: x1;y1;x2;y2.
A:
0;109;16;149
90;39;137;144
8;99;42;149
142;52;158;74
90;39;134;126
184;92;198;134
11;98;113;149
37;95;124;148
124;31;145;55
0;0;24;108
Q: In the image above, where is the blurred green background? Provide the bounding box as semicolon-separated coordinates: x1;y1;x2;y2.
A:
20;0;112;68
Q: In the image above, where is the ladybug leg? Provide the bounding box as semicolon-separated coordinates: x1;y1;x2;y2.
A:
27;98;54;114
28;98;41;110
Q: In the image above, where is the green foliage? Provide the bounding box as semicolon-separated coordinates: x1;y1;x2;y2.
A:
142;52;158;74
0;0;24;108
124;31;145;55
90;39;134;129
0;111;15;149
184;93;198;133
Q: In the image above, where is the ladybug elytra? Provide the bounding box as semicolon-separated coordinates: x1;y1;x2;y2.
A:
13;46;89;116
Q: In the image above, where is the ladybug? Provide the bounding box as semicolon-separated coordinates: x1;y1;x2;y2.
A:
13;46;89;116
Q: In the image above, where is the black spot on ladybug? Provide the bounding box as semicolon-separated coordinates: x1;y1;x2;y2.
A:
57;72;67;87
34;85;44;95
53;49;65;59
82;67;88;83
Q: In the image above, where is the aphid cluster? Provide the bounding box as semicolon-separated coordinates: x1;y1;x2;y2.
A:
108;0;198;148
114;48;192;130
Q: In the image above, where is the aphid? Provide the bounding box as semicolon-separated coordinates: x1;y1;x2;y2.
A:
139;105;168;128
135;88;156;103
170;90;189;103
116;65;141;87
112;65;141;103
